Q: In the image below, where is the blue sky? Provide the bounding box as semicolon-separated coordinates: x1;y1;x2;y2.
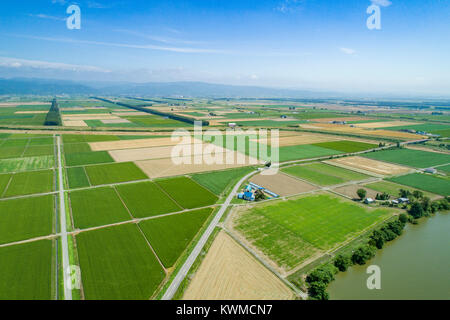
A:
0;0;449;95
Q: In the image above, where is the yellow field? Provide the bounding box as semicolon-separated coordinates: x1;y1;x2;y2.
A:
89;137;203;151
250;172;318;196
183;231;294;300
62;120;88;127
354;121;421;129
62;114;119;121
326;156;411;176
136;153;260;178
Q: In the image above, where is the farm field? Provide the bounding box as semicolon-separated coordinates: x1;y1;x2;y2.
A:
89;137;196;151
252;132;340;146
75;224;165;300
70;187;132;229
250;172;318;196
0;195;54;244
139;207;213;268
2;170;54;198
66;166;90;189
363;148;450;168
0;240;54;300
365;180;439;199
64;151;114;167
116;181;182;218
332;184;379;200
156;176;218;209
387;173;450;196
282;163;370;186
276;144;343;162
312;140;378;153
84;162;148;186
326;156;411;176
191;166;255;195
183;231;294;300
232;193;393;271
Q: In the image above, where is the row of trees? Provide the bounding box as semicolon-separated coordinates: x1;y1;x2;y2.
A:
408;196;449;219
306;215;407;300
44;98;61;126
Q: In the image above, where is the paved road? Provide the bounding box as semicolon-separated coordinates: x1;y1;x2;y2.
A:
57;136;72;300
161;170;258;300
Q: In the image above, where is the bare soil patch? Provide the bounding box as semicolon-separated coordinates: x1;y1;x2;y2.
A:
332;184;378;199
250;172;318;197
63;120;88;127
354;121;420;129
89;137;202;151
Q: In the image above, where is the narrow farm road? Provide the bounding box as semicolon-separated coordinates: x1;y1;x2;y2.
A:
57;136;72;300
161;170;258;300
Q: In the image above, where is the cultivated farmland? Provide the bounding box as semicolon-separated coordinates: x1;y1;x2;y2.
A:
75;224;165;300
183;231;294;300
69;187;132;229
250;172;318;197
363;148;450;168
0;240;54;300
156;176;218;209
232;193;393;272
282;163;370;186
387;173;450;196
84;162;148;186
326;156;411;176
139;208;213;268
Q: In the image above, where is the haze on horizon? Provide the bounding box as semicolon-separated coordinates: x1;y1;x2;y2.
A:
0;0;449;96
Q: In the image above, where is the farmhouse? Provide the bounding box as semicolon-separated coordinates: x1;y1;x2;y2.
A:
364;198;375;204
424;168;437;174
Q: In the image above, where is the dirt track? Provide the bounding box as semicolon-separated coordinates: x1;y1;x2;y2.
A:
183;231;293;300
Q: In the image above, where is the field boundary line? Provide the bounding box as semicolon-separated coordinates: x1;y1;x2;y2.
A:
113;186;135;219
0;175;13;198
135;223;168;275
19;138;31;158
82;166;92;186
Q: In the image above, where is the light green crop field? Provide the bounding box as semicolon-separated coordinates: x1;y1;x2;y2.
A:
66;167;90;189
0;195;54;244
116;182;181;218
365;180;437;199
363;148;450;168
3;169;54;198
23;145;54;157
0;146;26;159
191;166;255;195
156;176;218;209
65;151;114;167
387;173;450;196
2;138;29;147
312;140;378;153
76;224;165;300
282;163;370;186
70;187;131;229
139;208;213;268
28;137;54;146
62;134;120;144
63;143;91;154
438;164;450;174
0;155;54;174
0;240;54;300
234;194;393;270
85;162;148;186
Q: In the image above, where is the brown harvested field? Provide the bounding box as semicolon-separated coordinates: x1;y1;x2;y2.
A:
109;143;231;162
111;112;149;116
327;156;412;176
251;132;339;147
14;111;48;114
299;123;426;139
136;153;261;178
354;121;421;129
89;137;203;151
332;184;379;200
250;172;318;197
183;231;294;300
62;120;88;127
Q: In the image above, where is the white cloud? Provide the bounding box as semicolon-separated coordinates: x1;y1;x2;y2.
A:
0;56;110;73
340;47;356;55
51;0;67;5
29;14;65;21
371;0;392;7
276;0;305;13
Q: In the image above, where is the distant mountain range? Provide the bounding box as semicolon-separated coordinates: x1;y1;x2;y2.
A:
0;78;449;102
0;77;342;98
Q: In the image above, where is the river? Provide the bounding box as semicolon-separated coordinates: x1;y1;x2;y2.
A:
327;213;450;300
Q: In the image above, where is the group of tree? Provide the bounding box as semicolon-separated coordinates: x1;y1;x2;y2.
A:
368;214;407;249
254;189;266;201
44;98;61;126
357;188;367;200
375;192;390;200
305;264;337;300
408;196;449;219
